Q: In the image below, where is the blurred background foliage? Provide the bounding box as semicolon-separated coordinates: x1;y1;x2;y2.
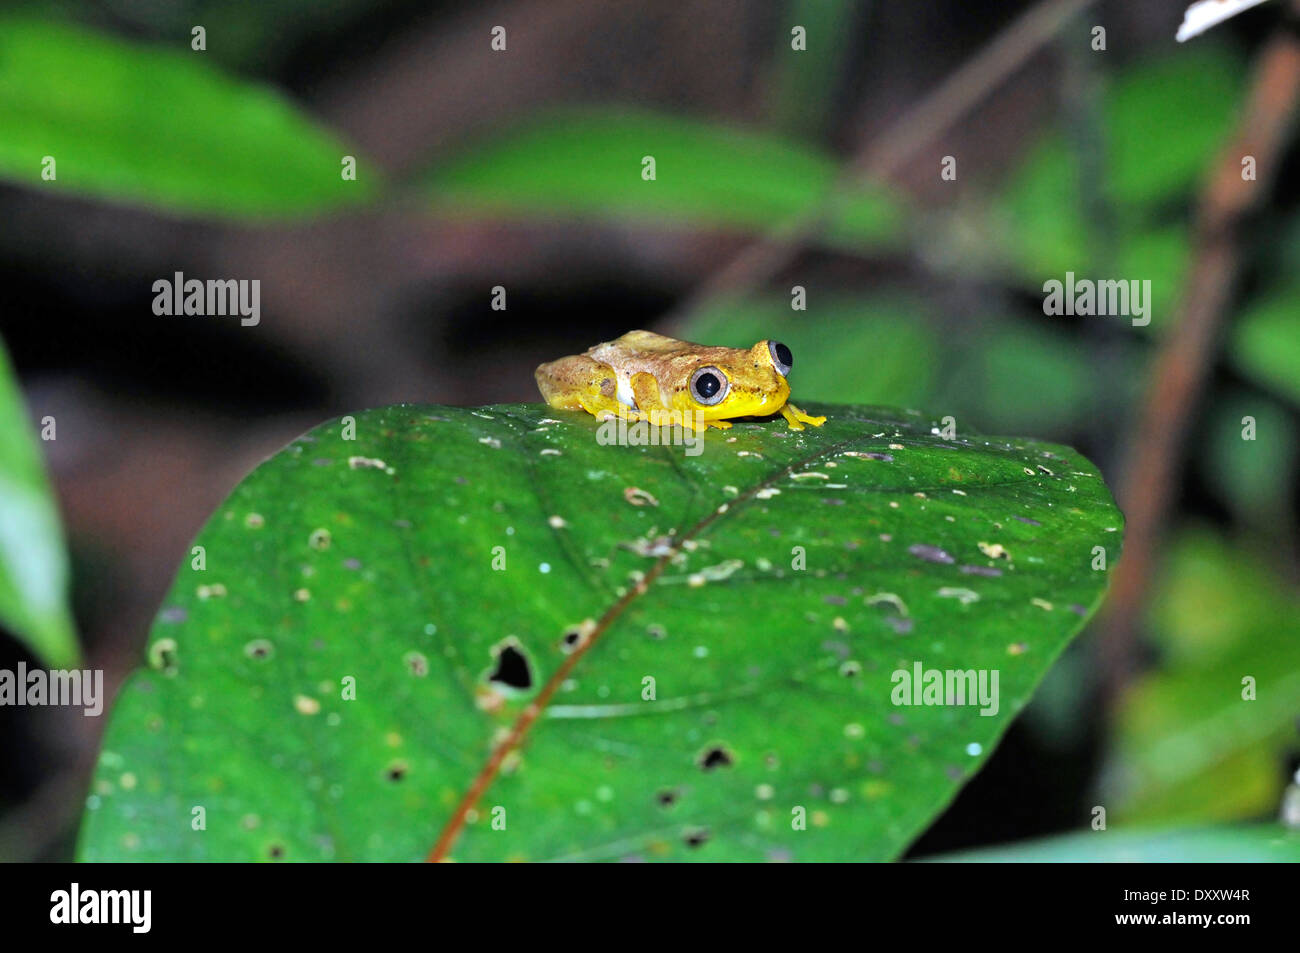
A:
0;0;1295;861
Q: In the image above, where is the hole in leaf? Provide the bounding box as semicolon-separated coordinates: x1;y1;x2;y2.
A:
268;844;285;860
683;827;710;849
655;788;679;808
697;745;734;771
386;762;408;782
487;641;533;691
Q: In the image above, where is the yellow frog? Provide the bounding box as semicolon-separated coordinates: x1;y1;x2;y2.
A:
535;330;827;431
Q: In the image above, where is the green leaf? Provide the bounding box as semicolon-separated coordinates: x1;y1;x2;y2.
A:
768;0;857;139
1203;394;1296;527
925;824;1300;862
1231;292;1300;405
678;296;1137;435
426;108;904;251
1105;528;1300;825
1105;46;1243;208
0;17;376;219
0;338;78;667
997;43;1238;287
80;402;1121;861
678;296;938;408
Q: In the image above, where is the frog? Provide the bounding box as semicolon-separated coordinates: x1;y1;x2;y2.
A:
535;330;827;431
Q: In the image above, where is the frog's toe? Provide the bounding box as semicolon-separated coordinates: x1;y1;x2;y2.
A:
784;403;825;428
706;419;733;430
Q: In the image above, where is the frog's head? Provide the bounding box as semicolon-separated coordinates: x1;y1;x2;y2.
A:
672;340;794;423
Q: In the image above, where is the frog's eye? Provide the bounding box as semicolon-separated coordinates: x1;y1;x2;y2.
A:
768;341;793;376
690;366;729;405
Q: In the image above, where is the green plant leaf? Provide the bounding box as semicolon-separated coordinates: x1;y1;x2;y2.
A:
925;824;1300;862
0;339;78;667
1104;527;1300;825
1231;292;1300;405
0;17;376;218
1105;46;1243;208
80;402;1121;861
1203;394;1296;528
677;295;1138;436
768;0;857;140
997;43;1239;286
426;108;904;251
677;295;938;408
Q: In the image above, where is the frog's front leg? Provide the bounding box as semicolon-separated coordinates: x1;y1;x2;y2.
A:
780;402;827;431
623;373;683;429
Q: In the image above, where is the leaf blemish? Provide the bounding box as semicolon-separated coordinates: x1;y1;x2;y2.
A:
683;828;710;849
960;564;1003;577
486;639;533;691
908;543;955;565
404;651;429;676
348;456;393;474
865;592;909;617
148;638;179;675
623;486;659;507
697;745;735;771
977;541;1010;560
559;620;595;654
937;587;980;605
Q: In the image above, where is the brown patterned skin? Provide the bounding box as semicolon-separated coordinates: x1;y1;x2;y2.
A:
535;330;826;432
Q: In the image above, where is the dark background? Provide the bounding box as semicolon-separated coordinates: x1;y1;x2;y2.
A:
1;0;1297;861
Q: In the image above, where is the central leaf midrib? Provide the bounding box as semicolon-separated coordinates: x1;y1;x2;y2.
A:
427;419;876;858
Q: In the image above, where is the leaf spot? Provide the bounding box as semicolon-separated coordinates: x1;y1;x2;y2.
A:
244;639;274;660
908;543;955;564
697;745;735;771
623;486;659;507
487;639;533;691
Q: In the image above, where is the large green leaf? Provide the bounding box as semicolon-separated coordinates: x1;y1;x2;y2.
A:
0;339;78;667
80;402;1121;861
0;17;375;218
927;824;1300;862
426;108;904;251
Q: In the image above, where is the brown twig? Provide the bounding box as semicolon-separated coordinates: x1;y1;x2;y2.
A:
663;0;1094;327
1099;0;1300;697
426;434;857;861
